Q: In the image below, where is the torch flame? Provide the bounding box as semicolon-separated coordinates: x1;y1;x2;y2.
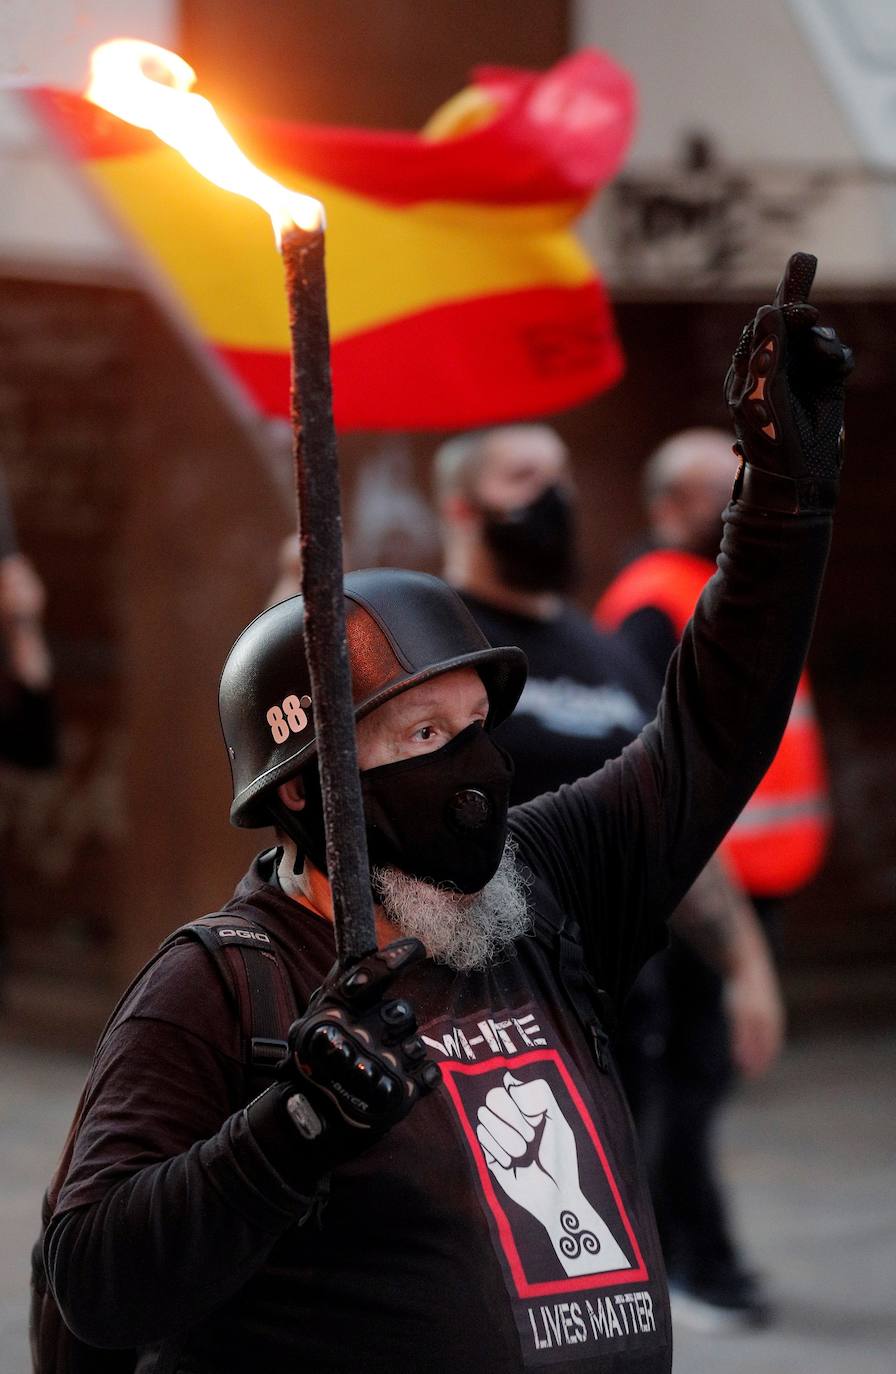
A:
85;38;323;239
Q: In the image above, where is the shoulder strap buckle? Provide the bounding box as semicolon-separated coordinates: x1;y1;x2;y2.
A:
251;1036;289;1072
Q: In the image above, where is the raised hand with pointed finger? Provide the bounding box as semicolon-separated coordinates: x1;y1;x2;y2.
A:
724;251;853;513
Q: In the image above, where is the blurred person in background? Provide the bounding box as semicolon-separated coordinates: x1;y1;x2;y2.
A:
350;445;441;572
435;424;655;796
596;427;832;1327
267;533;302;609
267;446;440;611
0;544;57;998
0;551;55;745
437;423;786;1329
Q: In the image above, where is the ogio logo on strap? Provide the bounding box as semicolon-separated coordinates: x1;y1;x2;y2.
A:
217;928;271;943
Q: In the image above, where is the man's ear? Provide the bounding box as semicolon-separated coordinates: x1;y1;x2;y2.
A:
277;775;305;812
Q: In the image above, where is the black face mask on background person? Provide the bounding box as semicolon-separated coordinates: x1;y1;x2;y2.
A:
279;723;514;894
480;483;580;594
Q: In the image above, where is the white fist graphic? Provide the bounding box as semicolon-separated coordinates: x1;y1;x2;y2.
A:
476;1071;630;1277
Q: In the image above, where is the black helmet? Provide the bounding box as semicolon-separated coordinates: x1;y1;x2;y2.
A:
220;568;527;827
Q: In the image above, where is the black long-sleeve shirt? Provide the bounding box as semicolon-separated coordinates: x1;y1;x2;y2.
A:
45;501;831;1373
456;594;655;805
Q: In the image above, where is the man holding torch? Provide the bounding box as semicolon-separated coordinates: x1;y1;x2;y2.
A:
36;254;848;1374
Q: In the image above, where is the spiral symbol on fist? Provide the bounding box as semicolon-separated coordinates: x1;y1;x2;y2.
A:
558;1210;601;1260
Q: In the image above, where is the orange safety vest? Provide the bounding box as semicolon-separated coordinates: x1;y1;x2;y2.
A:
596;549;831;897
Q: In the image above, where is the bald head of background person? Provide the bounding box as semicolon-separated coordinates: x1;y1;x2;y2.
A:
435;423;578;619
642;428;741;562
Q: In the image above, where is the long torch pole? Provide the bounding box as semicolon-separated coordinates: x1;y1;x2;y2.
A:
281;222;377;964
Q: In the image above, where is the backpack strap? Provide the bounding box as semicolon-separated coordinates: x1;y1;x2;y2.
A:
40;930;187;1219
31;913;300;1374
533;906;615;1073
161;915;299;1102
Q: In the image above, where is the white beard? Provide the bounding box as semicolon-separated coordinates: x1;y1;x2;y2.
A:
372;836;532;972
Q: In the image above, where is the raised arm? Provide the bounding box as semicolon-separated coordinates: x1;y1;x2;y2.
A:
510;254;851;1000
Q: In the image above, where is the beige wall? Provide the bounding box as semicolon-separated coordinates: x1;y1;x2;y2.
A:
0;0;176;279
0;0;176;86
574;0;853;165
573;0;894;286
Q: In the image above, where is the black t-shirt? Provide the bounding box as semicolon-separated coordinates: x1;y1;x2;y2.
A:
54;853;672;1372
45;503;833;1372
458;595;656;803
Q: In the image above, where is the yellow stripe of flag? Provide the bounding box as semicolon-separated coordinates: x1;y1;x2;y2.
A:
86;149;594;347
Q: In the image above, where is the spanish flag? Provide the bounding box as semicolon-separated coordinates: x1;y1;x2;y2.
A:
27;50;635;431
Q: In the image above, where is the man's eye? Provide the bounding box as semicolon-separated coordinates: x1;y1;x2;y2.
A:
415;725;436;742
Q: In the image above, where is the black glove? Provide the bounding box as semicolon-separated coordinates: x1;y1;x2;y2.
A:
277;937;440;1167
724;251;853;513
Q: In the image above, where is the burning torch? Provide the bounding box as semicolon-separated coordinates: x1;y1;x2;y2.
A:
86;39;376;962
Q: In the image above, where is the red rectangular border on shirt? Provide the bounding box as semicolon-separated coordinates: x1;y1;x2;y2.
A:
441;1048;649;1299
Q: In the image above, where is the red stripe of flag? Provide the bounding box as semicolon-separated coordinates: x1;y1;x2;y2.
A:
29;50;635;207
222;280;622;431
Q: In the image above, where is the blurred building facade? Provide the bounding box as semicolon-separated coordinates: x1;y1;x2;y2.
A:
0;0;893;1042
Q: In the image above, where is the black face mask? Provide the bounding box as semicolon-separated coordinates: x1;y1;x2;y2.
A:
481;484;580;594
276;723;513;894
362;723;513;893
